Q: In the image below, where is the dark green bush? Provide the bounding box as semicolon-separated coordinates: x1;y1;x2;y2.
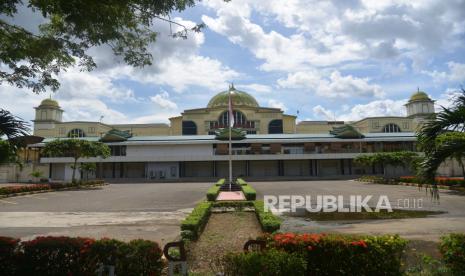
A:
206;185;221;201
20;236;91;275
263;233;407;276
0;236;164;275
0;236;20;276
236;178;248;186
440;233;465;275
253;200;281;233
223;248;306;276
180;201;212;240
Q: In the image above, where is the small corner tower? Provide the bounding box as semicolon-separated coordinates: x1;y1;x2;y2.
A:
33;98;63;134
405;89;435;118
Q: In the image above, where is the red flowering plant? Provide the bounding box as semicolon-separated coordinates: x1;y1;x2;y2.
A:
259;233;406;275
0;236;20;276
0;184;51;195
20;236;94;275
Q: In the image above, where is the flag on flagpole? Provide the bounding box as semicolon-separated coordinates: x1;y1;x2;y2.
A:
228;87;234;128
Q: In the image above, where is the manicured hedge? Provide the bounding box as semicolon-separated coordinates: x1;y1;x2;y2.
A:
257;233;408;275
0;184;50;195
212;201;254;209
253;200;281;233
236;178;248;186
215;178;226;186
180;201;212;240
0;236;163;275
236;178;256;200
223;248;306;276
206;185;221;201
440;233;465;275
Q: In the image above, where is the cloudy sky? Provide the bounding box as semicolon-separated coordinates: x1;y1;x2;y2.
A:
2;0;465;124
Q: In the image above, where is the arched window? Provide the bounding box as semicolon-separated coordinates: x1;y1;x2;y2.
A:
218;110;247;127
383;123;401;133
67;128;86;137
268;119;283;134
182;121;197;135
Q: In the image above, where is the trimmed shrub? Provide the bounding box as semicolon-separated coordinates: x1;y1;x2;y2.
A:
212;201;254;209
1;236;164;275
0;184;50;195
236;178;248;186
0;236;20;276
253;200;281;233
242;185;256;201
440;233;465;275
215;178;226;186
20;236;93;275
223;248;306;276
181;201;212;240
262;233;407;275
206;185;221;201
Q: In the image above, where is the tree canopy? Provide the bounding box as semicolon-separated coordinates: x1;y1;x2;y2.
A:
417;89;465;180
0;109;30;139
42;139;110;181
0;0;204;93
354;151;420;175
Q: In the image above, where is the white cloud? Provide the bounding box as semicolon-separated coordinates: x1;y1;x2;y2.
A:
312;99;406;121
202;0;465;72
278;70;384;98
150;91;178;110
267;99;287;111
237;83;272;93
424;62;465;83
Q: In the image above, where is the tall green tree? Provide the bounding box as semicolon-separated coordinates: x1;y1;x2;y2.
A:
417;89;465;180
354;151;420;176
1;0;206;93
0;109;30;139
42;139;110;182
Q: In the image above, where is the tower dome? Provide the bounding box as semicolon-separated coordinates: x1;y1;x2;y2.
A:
38;98;60;108
207;87;259;108
405;90;434;118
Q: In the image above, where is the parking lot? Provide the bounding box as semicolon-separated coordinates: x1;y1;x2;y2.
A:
1;180;465;243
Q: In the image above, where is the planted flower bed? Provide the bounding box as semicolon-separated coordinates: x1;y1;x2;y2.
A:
224;233;407;275
0;180;106;197
0;236;163;276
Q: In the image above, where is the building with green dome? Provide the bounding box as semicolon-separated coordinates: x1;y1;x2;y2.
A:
20;88;457;183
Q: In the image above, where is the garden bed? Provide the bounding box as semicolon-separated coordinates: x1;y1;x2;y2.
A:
0;180;107;198
186;212;262;274
285;208;445;221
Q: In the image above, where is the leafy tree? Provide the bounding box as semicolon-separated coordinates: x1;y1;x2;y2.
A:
0;109;30;139
417;89;465;180
0;139;16;163
42;139;110;182
354;151;420;176
79;162;96;181
0;0;207;93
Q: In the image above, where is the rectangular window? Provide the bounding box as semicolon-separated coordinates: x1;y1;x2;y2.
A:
109;145;127;156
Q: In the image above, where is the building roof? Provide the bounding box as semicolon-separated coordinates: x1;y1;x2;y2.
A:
207;88;259;108
38;98;60;108
409;91;431;102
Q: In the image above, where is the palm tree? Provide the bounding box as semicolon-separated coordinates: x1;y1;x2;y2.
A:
0;109;30;139
417;89;465;181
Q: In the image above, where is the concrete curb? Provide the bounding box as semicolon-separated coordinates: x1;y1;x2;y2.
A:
357;179;465;192
0;183;108;199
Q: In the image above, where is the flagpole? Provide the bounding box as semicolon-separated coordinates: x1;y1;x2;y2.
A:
228;87;233;191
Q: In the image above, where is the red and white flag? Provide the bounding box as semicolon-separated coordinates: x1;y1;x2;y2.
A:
228;89;234;128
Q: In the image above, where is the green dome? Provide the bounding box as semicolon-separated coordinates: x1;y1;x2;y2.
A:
409;91;431;102
207;89;259;108
39;98;60;108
